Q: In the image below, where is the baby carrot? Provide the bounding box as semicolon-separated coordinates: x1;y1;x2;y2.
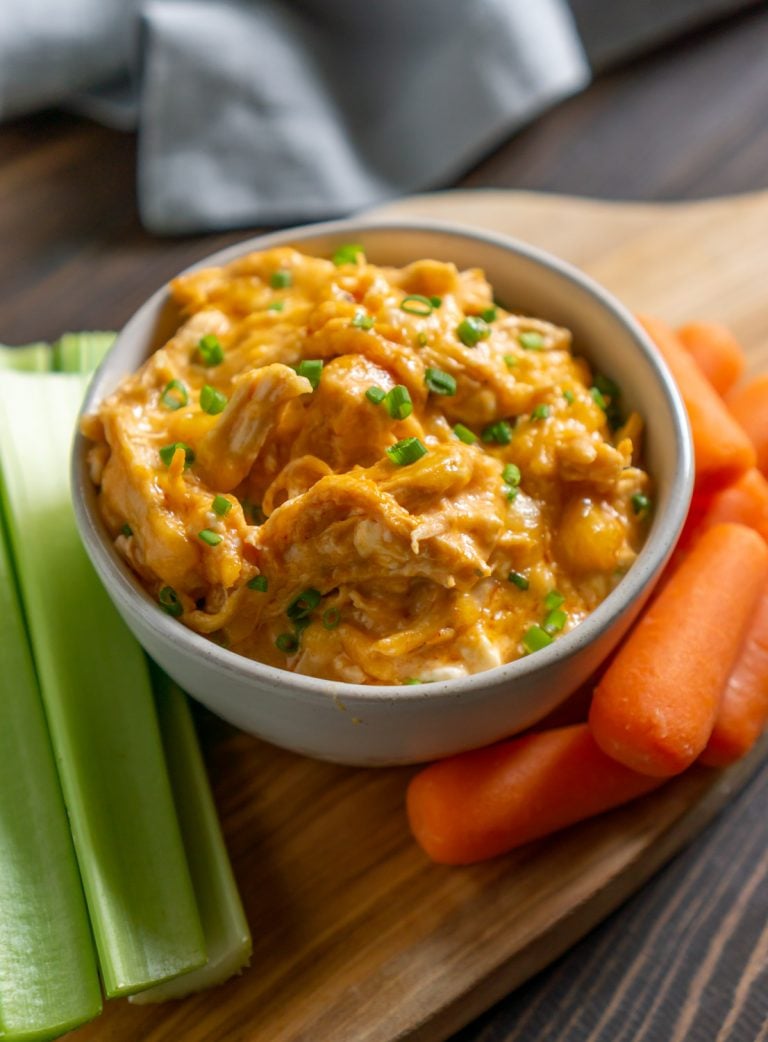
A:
693;469;768;545
726;374;768;479
677;321;746;397
700;584;768;767
406;724;664;864
589;523;768;777
638;315;755;490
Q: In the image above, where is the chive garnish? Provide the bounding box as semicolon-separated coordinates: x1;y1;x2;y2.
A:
159;442;195;468
482;420;513;445
544;608;568;634
531;404;550;420
404;678;422;685
387;437;428;466
503;354;518;369
590;386;608;410
200;384;228;415
508;571;529;590
457;316;490;347
632;492;651;516
197;334;224;366
563;389;575;404
385;385;413;420
502;463;521;487
416;331;428;348
322;607;341;630
198;529;223;547
544;590;565;611
430;296;442;308
248;575;268;592
275;632;299;653
519;331;545;351
212;495;231;516
120;523;133;538
296;359;323;390
266;300;284;312
350;310;374;330
287;588;322;620
481;306;498;323
453;423;478;444
158;586;183;617
332;244;364;266
401;294;433;316
366;385;386;405
522;624;553;654
270;269;292;289
160;379;188;411
424;368;457;396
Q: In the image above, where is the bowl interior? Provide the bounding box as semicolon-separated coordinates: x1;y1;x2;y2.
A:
73;219;693;705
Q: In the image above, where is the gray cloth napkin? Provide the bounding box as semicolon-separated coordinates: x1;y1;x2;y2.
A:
0;0;588;232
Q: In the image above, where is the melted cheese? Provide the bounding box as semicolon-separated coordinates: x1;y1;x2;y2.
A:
83;247;652;684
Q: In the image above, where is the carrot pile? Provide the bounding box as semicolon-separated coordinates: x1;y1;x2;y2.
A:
408;318;768;865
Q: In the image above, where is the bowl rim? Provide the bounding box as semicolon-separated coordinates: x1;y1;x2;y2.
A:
73;216;694;703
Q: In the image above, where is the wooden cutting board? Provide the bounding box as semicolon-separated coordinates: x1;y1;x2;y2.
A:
69;190;768;1042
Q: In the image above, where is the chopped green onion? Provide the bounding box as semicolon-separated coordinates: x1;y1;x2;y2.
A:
482;420;513;445
266;300;284;312
159;586;183;617
503;354;518;368
453;423;478;445
0;372;206;996
522;625;554;654
161;379;188;411
457;316;490;347
544;590;565;611
322;607;341;630
332;243;364;266
387;437;428;466
200;384;228;415
198;529;223;547
519;331;545;351
120;522;133;537
502;463;521;486
502;485;519;502
366;385;386;405
590;386;608;410
404;678;422;685
287;588;322;620
430;295;442;308
416;331;428;348
293;615;311;635
508;571;529;590
401;294;433;316
424;367;457;396
563;389;575;404
481;306;498;323
159;442;195;468
544;608;568;634
212;495;232;516
270;269;292;289
296;358;323;390
197;334;224;366
350;310;374;330
531;404;550;421
632;492;652;516
130;671;251;1003
594;372;620;398
247;575;268;592
275;632;299;654
385;384;413;420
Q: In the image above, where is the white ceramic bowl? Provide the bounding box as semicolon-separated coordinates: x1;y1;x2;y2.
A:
72;219;693;766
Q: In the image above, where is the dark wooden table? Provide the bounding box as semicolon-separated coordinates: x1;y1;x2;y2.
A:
2;6;768;1041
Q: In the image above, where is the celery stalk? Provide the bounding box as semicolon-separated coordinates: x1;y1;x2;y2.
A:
0;343;51;372
52;333;115;374
131;669;252;1004
0;509;102;1040
0;371;206;998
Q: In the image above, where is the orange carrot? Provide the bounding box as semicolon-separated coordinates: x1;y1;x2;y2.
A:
589;523;768;777
693;468;768;546
677;321;746;397
406;724;664;864
638;315;755;490
700;585;768;767
727;374;768;478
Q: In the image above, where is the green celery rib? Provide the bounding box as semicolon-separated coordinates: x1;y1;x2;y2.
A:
0;371;206;998
52;333;115;374
0;502;102;1040
131;668;252;1004
0;343;51;372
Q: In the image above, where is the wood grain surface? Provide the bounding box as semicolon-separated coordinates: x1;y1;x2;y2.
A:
58;186;768;1042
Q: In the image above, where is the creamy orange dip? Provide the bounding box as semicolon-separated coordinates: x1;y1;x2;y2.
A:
82;245;651;685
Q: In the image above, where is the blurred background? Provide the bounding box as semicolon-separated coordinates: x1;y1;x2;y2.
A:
1;0;766;341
